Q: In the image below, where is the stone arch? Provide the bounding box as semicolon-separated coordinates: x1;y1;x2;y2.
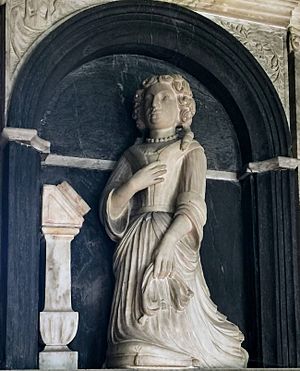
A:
8;1;290;161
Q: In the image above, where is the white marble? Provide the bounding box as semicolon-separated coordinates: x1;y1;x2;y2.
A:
100;74;248;368
42;154;239;182
165;0;300;27
39;182;90;370
0;127;50;153
39;350;78;370
43;154;116;171
206;169;238;181
208;15;289;117
247;156;300;173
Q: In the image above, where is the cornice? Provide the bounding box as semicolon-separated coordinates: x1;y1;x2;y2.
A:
163;0;300;28
1;127;51;153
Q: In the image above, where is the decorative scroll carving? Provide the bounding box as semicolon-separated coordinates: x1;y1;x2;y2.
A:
211;17;288;111
7;0;115;79
290;30;300;52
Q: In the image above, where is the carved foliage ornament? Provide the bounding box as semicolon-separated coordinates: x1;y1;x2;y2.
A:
289;28;300;52
7;0;116;77
289;5;300;53
212;17;288;110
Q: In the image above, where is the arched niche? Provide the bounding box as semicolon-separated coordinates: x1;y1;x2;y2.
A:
2;1;299;369
8;1;290;161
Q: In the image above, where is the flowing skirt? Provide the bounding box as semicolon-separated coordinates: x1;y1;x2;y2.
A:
106;212;248;368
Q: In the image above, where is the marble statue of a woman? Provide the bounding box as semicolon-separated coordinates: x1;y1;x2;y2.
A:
100;74;248;368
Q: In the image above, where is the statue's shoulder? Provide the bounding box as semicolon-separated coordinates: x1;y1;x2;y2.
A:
122;144;141;163
125;143;141;155
185;139;205;154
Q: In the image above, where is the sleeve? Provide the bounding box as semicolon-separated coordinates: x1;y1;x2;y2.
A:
174;143;207;245
99;154;132;242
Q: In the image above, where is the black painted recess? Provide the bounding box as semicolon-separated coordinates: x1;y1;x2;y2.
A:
40;55;241;171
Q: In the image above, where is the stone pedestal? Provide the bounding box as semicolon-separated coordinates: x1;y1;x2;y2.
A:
39;182;90;369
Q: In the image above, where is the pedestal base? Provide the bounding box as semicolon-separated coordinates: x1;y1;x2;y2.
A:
39;350;78;369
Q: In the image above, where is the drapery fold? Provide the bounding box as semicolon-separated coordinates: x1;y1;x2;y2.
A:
100;140;248;368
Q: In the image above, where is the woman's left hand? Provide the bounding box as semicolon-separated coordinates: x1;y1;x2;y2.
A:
152;238;175;279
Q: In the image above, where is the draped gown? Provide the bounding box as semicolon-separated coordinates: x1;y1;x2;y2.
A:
100;138;248;368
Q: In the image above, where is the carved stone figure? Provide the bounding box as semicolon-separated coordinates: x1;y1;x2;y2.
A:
100;74;248;368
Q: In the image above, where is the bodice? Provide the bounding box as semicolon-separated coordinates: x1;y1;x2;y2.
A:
125;140;187;215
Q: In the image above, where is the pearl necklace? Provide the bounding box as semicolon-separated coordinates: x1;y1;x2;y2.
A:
145;133;178;143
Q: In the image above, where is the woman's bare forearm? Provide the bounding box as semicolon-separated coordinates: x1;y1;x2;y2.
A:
109;180;136;219
161;214;193;246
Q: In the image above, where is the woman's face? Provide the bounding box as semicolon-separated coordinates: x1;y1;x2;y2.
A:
144;82;180;130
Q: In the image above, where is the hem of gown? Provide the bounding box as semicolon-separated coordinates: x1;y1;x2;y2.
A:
106;341;196;368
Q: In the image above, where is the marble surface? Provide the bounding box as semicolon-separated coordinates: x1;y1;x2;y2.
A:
1;128;50;153
40;182;90;369
100;75;248;368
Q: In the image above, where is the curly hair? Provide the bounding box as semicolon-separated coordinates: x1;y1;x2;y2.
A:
133;74;196;131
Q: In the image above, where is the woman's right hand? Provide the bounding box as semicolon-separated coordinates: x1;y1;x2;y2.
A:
128;161;167;193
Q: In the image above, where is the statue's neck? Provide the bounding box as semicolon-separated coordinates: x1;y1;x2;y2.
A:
149;127;176;139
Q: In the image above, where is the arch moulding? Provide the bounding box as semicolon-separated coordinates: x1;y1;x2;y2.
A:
4;0;300;116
